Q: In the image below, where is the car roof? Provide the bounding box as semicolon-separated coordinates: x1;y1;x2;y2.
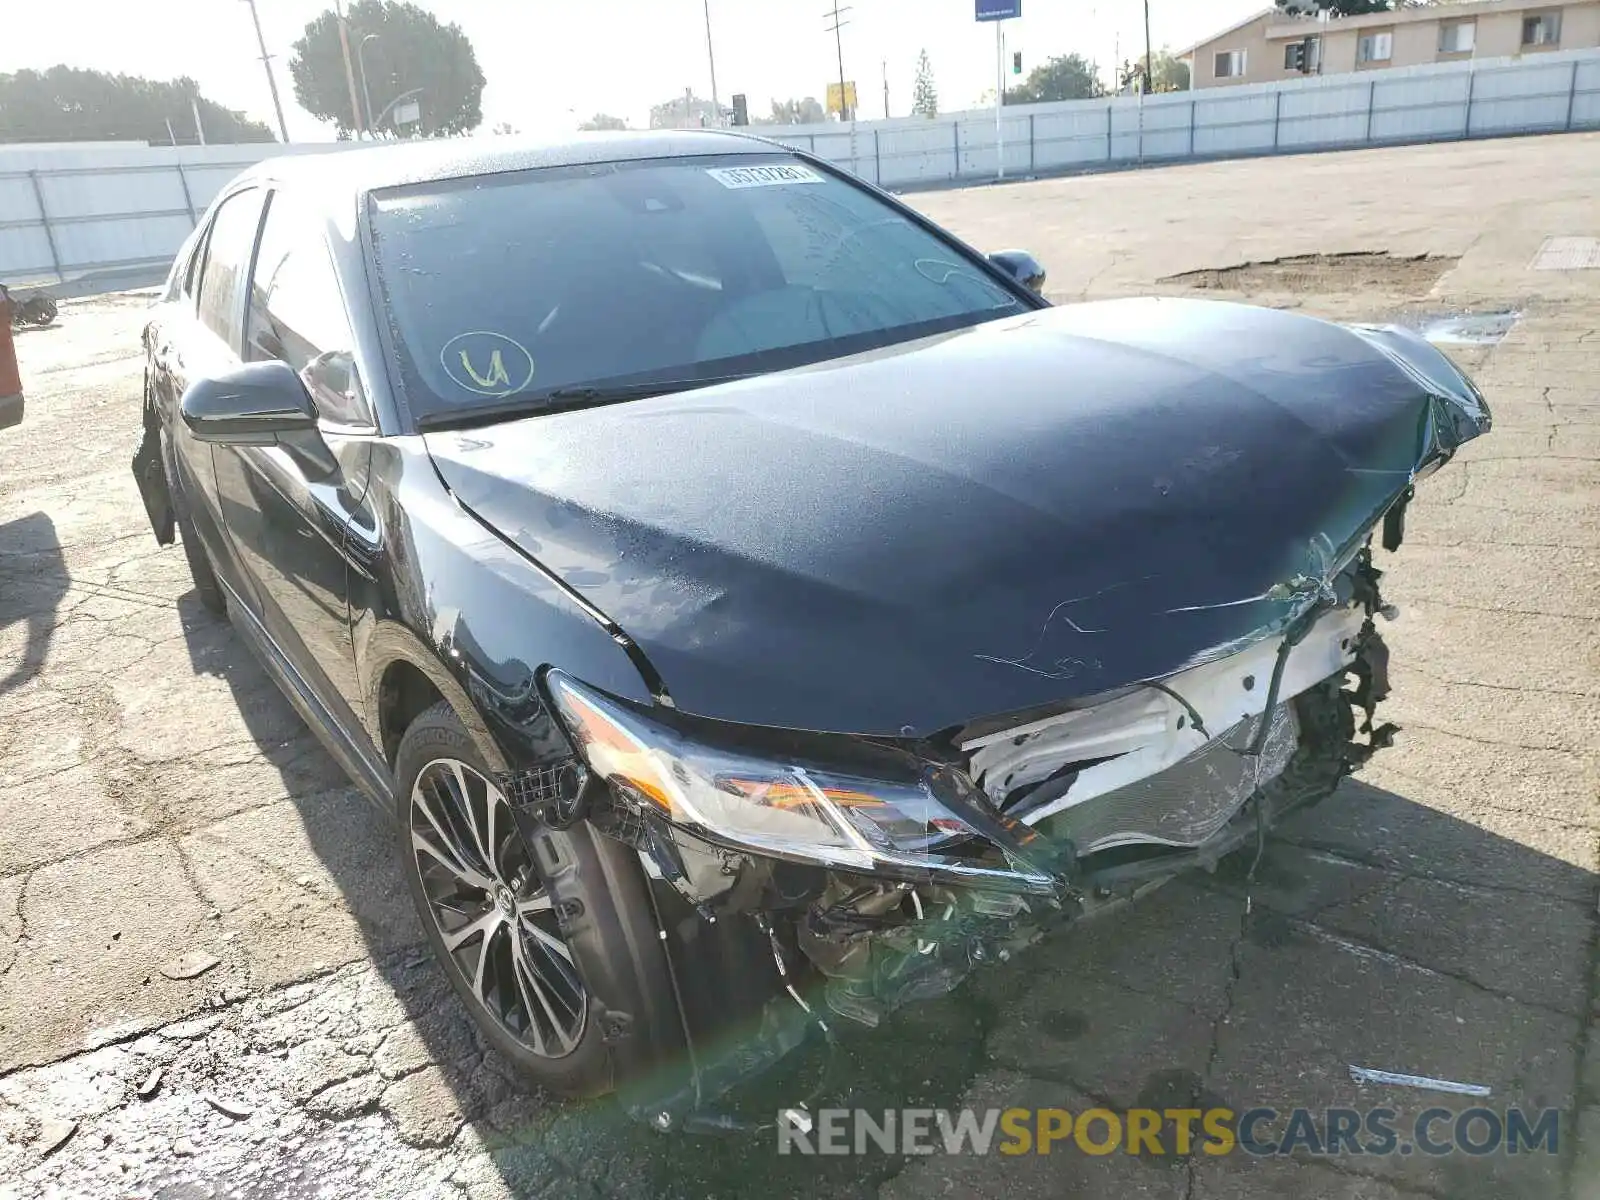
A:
240;129;792;204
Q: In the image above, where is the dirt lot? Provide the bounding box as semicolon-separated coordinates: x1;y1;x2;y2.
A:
1;133;1597;1200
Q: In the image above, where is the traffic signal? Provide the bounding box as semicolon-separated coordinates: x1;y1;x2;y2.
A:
732;93;749;126
1013;51;1023;75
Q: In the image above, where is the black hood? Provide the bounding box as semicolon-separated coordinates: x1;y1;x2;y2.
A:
425;298;1489;736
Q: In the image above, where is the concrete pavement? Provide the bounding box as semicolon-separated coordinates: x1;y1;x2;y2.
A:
0;132;1595;1199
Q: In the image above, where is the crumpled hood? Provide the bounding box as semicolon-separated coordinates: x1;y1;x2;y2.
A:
425;297;1489;736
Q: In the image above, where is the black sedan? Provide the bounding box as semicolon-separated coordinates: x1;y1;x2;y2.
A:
131;131;1490;1126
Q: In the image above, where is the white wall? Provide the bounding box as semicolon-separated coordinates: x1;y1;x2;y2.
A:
2;48;1597;285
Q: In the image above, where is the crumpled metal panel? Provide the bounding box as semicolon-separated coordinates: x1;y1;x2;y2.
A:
1044;704;1298;853
427;298;1491;737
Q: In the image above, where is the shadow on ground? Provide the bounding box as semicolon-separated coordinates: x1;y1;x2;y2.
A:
173;583;1595;1198
0;512;69;698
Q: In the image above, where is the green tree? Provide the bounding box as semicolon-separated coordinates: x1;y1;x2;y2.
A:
289;0;484;137
760;97;827;125
1005;53;1104;104
1148;49;1191;92
911;50;939;118
0;67;274;144
578;114;628;131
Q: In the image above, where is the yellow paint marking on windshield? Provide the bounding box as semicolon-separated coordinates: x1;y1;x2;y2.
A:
458;348;513;391
439;331;536;398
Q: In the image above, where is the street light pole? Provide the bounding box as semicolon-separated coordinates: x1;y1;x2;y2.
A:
358;34;379;137
702;0;721;127
240;0;290;143
332;0;365;140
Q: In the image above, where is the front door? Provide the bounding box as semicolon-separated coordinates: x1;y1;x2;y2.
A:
170;186;268;605
209;187;377;751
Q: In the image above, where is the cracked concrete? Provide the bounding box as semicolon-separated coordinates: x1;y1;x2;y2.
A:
1;131;1596;1198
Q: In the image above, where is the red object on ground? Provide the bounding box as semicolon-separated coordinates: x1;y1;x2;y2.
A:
0;287;22;427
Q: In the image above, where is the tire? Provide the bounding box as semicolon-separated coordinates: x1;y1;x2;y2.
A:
160;428;227;616
394;702;684;1098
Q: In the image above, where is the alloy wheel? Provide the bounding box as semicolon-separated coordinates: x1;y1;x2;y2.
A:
409;757;587;1057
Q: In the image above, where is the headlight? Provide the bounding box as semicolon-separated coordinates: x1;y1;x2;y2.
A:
546;671;1054;892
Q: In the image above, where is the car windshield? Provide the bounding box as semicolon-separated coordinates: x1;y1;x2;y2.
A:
366;153;1027;425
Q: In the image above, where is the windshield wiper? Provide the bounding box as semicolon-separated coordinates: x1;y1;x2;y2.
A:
416;374;752;431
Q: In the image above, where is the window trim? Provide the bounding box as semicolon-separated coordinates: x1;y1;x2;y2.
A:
1213;48;1247;79
1438;18;1476;55
1521;10;1562;47
194;185;267;356
247;188;378;434
1356;29;1394;65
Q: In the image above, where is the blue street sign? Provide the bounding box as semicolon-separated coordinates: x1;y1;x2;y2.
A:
976;0;1020;21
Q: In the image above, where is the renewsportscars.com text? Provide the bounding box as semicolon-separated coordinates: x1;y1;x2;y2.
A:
776;1106;1561;1158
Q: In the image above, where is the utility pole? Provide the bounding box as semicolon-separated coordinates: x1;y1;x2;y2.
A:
825;2;851;121
240;0;290;143
703;0;722;127
882;59;890;119
333;0;365;140
1143;0;1154;93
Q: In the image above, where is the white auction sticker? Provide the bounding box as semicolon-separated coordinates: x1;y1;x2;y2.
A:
706;163;825;189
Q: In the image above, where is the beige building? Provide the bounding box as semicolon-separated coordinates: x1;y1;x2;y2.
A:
1184;0;1600;88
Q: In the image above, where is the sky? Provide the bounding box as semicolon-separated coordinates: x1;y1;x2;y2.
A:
2;0;1269;141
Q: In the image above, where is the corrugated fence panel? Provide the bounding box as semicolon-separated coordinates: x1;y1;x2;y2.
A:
1032;105;1116;169
1574;60;1600;125
1369;72;1472;141
1191;91;1279;156
879;122;962;185
0;225;54;278
1469;59;1579;132
50;212;192;271
0;175;41;220
1276;78;1372;147
37;167;189;221
958;112;1034;177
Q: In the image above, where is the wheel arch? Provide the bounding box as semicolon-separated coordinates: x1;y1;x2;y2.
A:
361;619;513;776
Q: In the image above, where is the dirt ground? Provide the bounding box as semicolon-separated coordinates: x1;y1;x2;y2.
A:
1;133;1597;1200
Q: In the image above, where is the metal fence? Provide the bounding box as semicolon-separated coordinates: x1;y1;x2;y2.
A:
0;143;340;288
2;49;1597;287
769;49;1600;189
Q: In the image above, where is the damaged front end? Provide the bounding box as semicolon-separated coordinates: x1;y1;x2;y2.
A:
498;316;1491;1130
527;545;1404;1130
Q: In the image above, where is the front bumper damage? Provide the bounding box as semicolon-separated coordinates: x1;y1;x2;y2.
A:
510;547;1400;1132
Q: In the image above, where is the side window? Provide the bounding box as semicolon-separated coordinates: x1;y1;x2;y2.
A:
246;192;372;429
195;189;266;347
162;227;202;303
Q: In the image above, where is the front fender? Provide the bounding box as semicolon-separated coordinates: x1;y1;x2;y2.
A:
350;438;657;780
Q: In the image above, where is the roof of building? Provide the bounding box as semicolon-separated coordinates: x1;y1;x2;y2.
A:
1185;0;1584;54
1179;7;1276;57
1262;0;1576;40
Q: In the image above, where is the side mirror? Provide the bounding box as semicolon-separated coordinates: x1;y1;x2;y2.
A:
180;360;337;479
988;249;1047;294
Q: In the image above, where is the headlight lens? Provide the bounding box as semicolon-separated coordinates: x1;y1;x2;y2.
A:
546;672;1052;890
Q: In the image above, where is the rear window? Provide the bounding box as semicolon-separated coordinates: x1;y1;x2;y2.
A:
367;154;1024;423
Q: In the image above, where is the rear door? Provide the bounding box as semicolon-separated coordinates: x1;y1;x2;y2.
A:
209;187;376;747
